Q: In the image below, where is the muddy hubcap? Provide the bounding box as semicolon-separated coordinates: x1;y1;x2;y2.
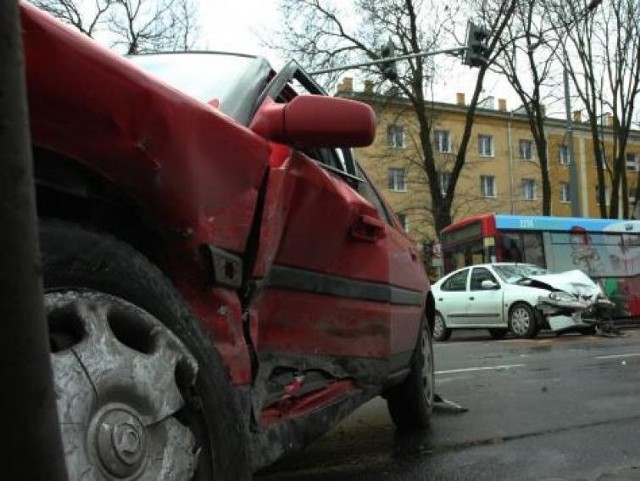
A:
47;291;200;480
420;327;434;407
93;406;147;477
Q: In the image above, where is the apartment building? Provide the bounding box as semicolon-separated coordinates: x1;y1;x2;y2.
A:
336;77;640;249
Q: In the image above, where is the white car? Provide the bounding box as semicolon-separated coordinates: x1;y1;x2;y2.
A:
431;263;613;341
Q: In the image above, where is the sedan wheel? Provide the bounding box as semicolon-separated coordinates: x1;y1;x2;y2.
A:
48;291;199;480
508;302;538;339
386;318;434;429
432;311;451;342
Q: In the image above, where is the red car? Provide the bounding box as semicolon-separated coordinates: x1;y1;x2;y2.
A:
22;3;436;479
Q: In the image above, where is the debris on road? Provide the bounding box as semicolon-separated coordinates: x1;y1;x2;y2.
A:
434;394;468;414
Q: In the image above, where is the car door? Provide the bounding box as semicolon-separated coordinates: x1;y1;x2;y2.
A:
436;268;470;327
246;65;427;415
468;267;505;326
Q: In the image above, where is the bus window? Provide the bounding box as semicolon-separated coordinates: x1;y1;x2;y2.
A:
501;233;523;262
522;232;545;267
500;231;545;267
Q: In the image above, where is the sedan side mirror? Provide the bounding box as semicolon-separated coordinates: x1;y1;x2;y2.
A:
481;279;499;290
250;95;376;148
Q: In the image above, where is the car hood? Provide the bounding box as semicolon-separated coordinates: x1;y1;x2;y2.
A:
523;270;602;296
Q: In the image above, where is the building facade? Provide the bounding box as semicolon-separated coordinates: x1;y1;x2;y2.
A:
337;78;640;253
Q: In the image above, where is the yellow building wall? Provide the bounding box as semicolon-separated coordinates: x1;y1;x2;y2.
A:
349;88;640;246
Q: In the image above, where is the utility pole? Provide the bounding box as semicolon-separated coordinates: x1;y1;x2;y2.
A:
562;0;602;218
0;2;68;479
563;49;581;217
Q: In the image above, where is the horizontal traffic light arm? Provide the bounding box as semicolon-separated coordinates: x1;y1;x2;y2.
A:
308;46;467;75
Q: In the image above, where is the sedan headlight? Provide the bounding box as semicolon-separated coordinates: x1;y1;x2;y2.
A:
548;291;577;302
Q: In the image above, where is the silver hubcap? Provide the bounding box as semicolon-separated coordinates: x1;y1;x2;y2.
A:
47;291;200;480
420;327;434;407
433;314;445;339
510;306;531;336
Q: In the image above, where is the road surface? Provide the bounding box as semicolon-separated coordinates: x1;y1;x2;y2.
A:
258;329;640;481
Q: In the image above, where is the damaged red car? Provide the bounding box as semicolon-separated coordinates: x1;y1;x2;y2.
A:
22;3;436;479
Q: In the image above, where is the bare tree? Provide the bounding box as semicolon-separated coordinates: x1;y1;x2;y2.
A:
31;0;111;36
488;0;561;215
30;0;199;54
549;0;640;218
270;0;517;233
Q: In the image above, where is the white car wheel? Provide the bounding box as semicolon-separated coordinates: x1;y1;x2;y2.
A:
508;302;538;339
432;311;451;342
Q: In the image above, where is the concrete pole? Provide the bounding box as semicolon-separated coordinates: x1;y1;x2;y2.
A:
0;2;68;480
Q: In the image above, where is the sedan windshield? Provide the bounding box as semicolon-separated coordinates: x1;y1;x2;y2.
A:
493;264;548;283
129;52;272;124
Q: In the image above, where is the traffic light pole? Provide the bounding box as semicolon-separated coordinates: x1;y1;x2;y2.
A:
308;46;466;75
563;49;581;217
0;1;68;479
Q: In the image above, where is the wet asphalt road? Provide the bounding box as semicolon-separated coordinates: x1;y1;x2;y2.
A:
257;328;640;481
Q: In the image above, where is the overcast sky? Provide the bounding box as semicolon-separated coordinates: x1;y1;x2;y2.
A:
198;1;533;113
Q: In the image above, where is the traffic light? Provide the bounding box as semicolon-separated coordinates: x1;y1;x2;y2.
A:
464;21;490;68
380;39;397;80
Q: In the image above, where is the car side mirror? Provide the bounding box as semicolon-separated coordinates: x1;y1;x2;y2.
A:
250;95;376;148
481;279;499;290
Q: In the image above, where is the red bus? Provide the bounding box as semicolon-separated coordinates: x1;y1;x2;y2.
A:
440;213;640;318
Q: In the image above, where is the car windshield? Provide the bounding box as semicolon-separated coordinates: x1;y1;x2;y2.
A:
129;52;272;124
493;264;549;283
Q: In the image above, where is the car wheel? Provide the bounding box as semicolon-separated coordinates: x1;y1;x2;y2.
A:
432;311;451;342
488;329;508;340
40;220;250;481
508;302;538;339
386;317;434;430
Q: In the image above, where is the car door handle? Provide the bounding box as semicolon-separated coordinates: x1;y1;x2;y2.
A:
438;298;443;302
350;214;385;242
469;297;474;300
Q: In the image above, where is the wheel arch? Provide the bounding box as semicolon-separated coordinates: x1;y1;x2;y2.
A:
33;146;167;273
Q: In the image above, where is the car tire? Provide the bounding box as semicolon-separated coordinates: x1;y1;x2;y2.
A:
578;325;597;335
488;329;508;340
40;219;251;481
508;302;538;339
432;311;451;342
386;317;434;430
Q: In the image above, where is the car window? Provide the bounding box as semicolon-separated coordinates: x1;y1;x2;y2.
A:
470;267;499;291
354;163;392;224
441;269;469;292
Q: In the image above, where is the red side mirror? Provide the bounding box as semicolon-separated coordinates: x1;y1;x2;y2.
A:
251;95;375;148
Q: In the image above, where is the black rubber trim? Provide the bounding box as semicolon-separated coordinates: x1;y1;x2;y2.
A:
263;265;423;306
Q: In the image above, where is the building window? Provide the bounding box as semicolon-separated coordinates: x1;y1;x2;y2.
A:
519;140;534;161
387;124;405;149
435;130;451;153
560;182;570;203
627;153;638;171
397;213;409;232
559;145;570;165
522;178;537;200
388;168;407;192
478;135;494;157
630;187;637;201
437;170;451;196
480;175;497;197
